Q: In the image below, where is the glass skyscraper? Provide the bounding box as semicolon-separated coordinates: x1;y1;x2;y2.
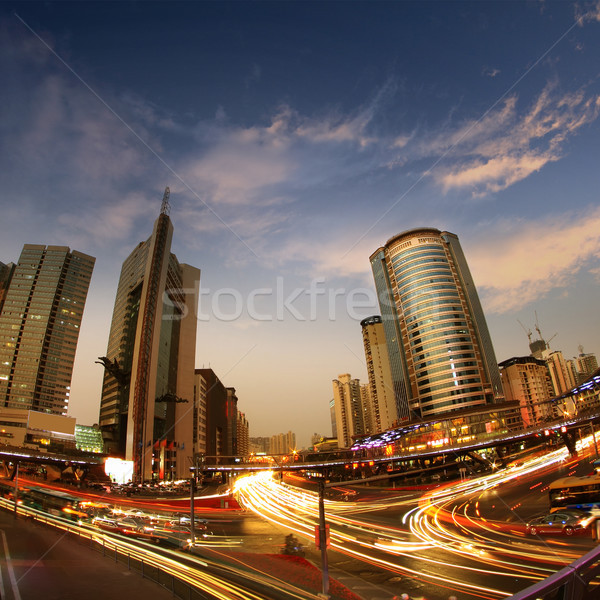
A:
99;189;200;482
370;228;503;421
0;245;95;415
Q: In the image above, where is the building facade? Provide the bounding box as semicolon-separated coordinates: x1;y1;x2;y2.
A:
542;349;577;396
361;315;398;433
576;347;598;383
499;356;554;427
0;245;95;416
332;373;368;448
98;189;200;482
195;368;237;460
370;228;503;421
0;261;15;313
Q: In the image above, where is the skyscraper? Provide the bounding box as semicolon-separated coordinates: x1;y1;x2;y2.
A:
0;245;95;415
99;189;199;482
332;373;367;448
370;228;503;421
361;315;398;433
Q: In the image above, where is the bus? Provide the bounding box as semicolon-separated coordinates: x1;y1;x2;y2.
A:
549;473;600;513
21;486;89;521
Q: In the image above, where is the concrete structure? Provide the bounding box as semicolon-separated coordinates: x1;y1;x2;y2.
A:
499;356;554;428
0;261;15;313
0;407;76;452
576;347;598;383
195;368;237;460
0;245;95;416
333;373;368;448
361;315;398;433
237;411;249;457
269;430;296;454
542;349;577;396
98;189;200;481
370;228;503;421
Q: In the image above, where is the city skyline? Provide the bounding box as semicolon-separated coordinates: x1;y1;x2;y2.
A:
1;2;600;448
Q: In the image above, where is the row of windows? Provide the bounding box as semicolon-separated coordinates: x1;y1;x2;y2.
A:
415;359;478;379
398;277;455;298
419;385;485;405
418;376;482;396
417;368;480;387
414;351;476;371
402;291;460;312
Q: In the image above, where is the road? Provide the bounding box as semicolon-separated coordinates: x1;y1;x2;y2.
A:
0;508;176;600
233;442;600;600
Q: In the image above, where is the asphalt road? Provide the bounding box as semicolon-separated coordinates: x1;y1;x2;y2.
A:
0;508;175;600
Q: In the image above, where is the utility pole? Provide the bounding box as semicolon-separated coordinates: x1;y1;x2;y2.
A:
317;478;330;598
190;476;196;548
13;462;19;518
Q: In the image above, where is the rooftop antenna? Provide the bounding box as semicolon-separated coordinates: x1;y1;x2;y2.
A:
160;186;171;216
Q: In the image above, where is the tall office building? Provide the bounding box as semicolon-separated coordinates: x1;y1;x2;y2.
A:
0;245;95;415
361;315;398;433
370;228;503;421
99;189;200;482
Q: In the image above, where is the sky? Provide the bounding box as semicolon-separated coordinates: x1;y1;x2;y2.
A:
1;1;600;449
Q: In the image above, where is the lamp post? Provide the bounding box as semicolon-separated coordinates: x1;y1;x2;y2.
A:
190;476;196;549
317;478;329;598
13;462;19;518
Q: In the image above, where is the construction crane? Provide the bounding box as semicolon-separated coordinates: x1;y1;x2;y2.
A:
517;320;533;345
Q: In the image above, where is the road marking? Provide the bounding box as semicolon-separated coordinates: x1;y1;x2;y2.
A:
0;529;22;600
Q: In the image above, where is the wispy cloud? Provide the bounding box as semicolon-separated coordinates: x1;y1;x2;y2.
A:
425;83;600;195
468;206;600;313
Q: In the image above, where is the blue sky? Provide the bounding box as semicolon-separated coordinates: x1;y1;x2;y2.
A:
1;1;600;448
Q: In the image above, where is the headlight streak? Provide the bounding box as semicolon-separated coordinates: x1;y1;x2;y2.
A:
14;499;318;600
234;442;596;599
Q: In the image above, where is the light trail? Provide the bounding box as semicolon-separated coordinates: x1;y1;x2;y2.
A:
234;436;599;599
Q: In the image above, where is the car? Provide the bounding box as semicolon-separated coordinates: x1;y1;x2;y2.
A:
526;510;595;536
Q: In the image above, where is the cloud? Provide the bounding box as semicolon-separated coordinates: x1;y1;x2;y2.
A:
467;206;600;314
576;0;600;24
426;84;600;195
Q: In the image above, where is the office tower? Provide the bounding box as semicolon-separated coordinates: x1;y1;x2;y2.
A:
332;373;367;448
361;315;398;433
370;228;504;421
195;368;237;459
99;189;199;482
499;356;554;427
0;245;95;415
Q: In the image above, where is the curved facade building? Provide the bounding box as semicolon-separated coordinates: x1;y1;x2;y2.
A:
370;228;503;421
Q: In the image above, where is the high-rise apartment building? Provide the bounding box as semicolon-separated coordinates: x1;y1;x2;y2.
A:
332;373;368;448
542;349;577;396
0;245;95;415
499;356;554;427
576;347;598;382
361;315;398;433
237;410;249;458
370;228;503;421
99;189;199;482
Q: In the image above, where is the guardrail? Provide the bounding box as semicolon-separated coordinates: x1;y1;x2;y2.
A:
507;543;600;600
1;501;212;600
